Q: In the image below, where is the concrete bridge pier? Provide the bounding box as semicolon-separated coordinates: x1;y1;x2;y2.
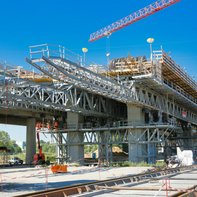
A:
26;118;36;164
67;112;84;164
98;131;112;165
128;129;145;162
182;124;193;150
127;104;155;163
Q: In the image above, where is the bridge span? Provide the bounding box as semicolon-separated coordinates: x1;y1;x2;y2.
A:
0;44;196;164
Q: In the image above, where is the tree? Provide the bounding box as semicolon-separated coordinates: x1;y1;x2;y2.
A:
36;140;56;155
0;131;11;146
0;131;22;154
41;141;56;154
36;141;56;162
84;145;98;154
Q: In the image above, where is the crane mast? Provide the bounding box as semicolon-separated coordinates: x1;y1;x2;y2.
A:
89;0;180;42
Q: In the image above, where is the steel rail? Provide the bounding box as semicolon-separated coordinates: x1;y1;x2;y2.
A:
170;185;197;197
14;165;196;197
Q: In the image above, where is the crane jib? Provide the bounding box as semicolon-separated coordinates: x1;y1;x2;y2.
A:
89;0;180;42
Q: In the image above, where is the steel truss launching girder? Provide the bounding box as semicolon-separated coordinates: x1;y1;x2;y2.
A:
0;78;117;117
133;84;197;123
26;53;197;125
26;57;136;103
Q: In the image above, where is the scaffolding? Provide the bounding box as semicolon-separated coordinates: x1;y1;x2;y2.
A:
37;120;179;164
102;50;196;104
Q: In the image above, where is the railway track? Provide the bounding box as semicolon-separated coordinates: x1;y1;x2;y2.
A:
15;165;197;197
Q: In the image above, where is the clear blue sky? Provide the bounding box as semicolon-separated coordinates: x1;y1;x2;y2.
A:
0;0;196;76
0;0;197;141
0;124;26;142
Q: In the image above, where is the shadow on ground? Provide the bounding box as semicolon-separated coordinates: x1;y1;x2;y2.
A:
0;179;95;194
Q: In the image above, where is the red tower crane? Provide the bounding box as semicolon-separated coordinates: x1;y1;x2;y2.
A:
89;0;180;42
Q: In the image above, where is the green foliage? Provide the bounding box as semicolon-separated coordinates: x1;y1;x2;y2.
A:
111;161;160;167
0;131;11;147
121;161;135;167
0;131;22;154
46;155;56;163
41;141;56;154
84;145;98;154
155;160;166;167
13;153;25;161
36;141;56;163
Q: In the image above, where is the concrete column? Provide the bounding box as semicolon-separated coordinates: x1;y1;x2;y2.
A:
26;118;36;164
182;124;193;150
127;104;146;162
56;132;63;164
67;112;84;164
127;104;144;123
99;131;112;165
128;130;144;162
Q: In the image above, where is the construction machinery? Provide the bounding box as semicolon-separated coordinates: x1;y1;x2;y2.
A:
33;132;45;165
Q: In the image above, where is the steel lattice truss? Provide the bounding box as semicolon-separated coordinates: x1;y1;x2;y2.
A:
26;54;197;125
89;0;180;42
0;77;120;117
26;57;135;103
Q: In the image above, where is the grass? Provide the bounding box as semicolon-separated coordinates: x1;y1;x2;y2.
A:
111;160;166;167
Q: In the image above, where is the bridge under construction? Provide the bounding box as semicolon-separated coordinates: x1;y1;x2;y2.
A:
0;43;196;165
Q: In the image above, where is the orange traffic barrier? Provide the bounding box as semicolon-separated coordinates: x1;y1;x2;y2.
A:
51;165;67;173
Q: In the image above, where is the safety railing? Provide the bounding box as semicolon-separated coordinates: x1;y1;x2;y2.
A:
29;44;82;65
153;50;197;90
40;120;179;132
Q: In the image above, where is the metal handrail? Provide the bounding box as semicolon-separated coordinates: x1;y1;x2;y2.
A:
60;120;179;131
29;44;82;65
